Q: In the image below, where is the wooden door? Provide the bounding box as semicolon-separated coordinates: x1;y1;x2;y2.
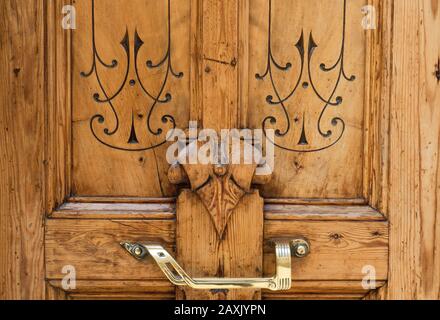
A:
2;0;439;300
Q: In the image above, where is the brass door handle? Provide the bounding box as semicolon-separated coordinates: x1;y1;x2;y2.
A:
121;239;310;291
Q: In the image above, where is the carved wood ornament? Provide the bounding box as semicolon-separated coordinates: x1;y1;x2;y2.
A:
168;141;272;239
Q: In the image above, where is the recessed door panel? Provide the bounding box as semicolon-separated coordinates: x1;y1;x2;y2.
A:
248;0;366;198
72;0;191;197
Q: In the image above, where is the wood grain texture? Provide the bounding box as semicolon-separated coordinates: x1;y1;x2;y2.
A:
264;205;385;221
385;0;440;300
46;0;72;212
238;0;250;128
189;0;203;123
46;284;67;300
45;219;175;280
48;280;175;300
176;190;263;300
51;202;175;219
68;196;176;204
174;0;265;301
201;0;239;131
264;198;367;205
248;0;367;199
363;0;393;216
7;0;439;300
0;0;45;299
264;280;386;300
45;213;387;291
71;0;191;197
67;293;174;300
264;220;388;281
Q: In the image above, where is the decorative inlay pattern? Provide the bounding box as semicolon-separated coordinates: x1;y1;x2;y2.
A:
81;0;182;151
435;58;440;83
256;0;356;153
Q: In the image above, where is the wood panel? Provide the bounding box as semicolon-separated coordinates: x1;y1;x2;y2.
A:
200;0;239;131
45;219;175;280
248;0;367;199
264;204;385;221
67;293;174;300
0;0;45;300
45;214;387;285
385;0;440;300
264;220;388;280
51;201;175;219
263;280;386;300
72;0;191;197
46;280;388;300
47;280;175;300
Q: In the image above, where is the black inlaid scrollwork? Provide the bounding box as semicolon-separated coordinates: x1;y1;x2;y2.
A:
81;0;182;151
435;58;440;83
256;0;356;153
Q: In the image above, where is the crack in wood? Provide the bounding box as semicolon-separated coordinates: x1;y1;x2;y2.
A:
203;56;236;67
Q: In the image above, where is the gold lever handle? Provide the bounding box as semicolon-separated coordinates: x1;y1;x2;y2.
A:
120;239;310;291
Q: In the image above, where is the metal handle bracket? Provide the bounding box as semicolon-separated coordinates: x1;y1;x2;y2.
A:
121;239;309;291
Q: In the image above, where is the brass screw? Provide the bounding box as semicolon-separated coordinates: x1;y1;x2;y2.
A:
291;240;310;258
134;246;143;257
295;244;307;257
